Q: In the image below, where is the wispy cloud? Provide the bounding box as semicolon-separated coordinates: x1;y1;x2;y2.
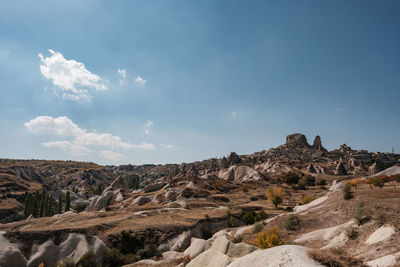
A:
160;143;174;149
25;116;156;156
232;111;237;118
143;120;154;134
135;76;146;86
117;69;127;78
39;50;107;101
100;150;125;161
42;141;92;156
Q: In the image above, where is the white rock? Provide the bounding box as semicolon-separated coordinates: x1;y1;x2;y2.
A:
365;226;395;245
184;238;210;259
227;245;323;267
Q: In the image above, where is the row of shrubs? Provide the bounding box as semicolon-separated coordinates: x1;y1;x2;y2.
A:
346;174;400;190
279;172;327;189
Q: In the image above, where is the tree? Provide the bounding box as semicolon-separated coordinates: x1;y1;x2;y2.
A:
266;187;286;208
58;194;63;214
39;189;47;217
24;192;33;218
342;183;352;200
254;226;283;249
65;191;71;212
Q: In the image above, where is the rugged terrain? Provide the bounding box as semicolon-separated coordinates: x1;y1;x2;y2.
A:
0;133;399;267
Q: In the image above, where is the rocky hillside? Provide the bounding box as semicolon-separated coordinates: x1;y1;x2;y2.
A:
0;133;399;267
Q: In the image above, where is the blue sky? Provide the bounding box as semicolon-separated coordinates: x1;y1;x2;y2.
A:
1;0;399;165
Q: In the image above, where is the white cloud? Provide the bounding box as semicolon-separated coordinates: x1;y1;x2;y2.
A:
24;116;85;136
25;116;156;156
145;120;154;127
232;111;236;118
100;150;125;161
135;76;146;86
144;129;150;135
39;50;107;101
133;142;156;150
75;132;134;149
42;141;92;156
117;69;127;78
160;143;174;149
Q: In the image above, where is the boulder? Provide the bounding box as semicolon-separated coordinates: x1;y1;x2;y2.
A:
335;160;347;175
0;246;27;267
105;176;128;192
184;238;210;259
144;183;166;193
86;190;115;211
186;248;231;267
227;245;322;267
132;196;152;206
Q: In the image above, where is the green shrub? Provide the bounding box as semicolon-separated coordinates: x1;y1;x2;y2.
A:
345;227;358;240
137;244;161;260
73;203;89;213
104;248;123;267
253;223;263;233
354;201;368;225
232;235;243;244
373;210;386;226
280;172;300;185
301;175;316;186
77;251;97;267
122;253;140;265
342;183;352;200
242;211;256;225
253;227;283;249
300;195;317;205
255;210;268;221
57;257;75;267
285;214;300;231
316;179;327;186
112;230;144;254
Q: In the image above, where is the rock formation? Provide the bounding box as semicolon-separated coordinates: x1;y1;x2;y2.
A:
306;164;317;173
335;159;348;175
284;133;310;148
312;135;327;151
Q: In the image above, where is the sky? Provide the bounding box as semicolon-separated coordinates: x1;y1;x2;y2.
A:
1;0;399;165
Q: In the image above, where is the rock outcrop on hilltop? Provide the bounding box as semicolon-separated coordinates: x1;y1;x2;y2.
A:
312;135;327;151
284;133;310;148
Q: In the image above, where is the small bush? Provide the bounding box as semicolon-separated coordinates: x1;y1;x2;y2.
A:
253;223;263;233
121;253;140;265
112;230;144;254
371;177;384;188
232;235;243;244
280;172;300;185
57;257;75;267
253;226;283;249
345;227;358;240
77;251;97;267
137;244;161;260
242;211;256;225
104;248;123;267
300;195;317;205
301;175;316;186
73;203;89;213
342;183;352;200
285;214;300;231
373;210;386;226
255;210;268;221
330;247;345;255
354;201;368;225
316;179;327;186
